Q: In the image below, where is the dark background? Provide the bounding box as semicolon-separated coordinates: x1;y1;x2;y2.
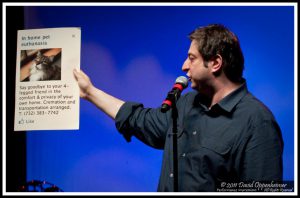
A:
6;6;26;192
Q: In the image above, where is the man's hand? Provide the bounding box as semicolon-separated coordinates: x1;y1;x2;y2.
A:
73;69;94;99
73;68;125;120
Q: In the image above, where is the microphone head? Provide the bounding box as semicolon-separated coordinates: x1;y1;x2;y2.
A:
175;76;188;89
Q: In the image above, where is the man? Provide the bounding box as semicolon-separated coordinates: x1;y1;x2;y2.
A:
73;24;283;192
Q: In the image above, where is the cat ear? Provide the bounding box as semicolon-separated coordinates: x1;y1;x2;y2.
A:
37;51;42;56
48;55;55;62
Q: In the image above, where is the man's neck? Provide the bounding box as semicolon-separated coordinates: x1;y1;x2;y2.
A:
205;79;242;109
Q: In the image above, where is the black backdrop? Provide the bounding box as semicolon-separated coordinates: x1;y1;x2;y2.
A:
5;6;26;192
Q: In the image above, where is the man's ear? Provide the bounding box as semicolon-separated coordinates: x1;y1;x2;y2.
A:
210;54;223;74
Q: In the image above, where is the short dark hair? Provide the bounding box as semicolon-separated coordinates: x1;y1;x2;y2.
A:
189;24;244;83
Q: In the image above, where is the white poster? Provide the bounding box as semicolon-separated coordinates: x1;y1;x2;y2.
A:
14;27;81;131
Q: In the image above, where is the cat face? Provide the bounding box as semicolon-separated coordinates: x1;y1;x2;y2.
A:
33;51;55;71
29;51;61;81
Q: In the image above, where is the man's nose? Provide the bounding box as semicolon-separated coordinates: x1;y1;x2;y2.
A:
182;59;189;72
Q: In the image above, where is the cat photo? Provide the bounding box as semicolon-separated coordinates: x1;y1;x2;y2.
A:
20;49;62;82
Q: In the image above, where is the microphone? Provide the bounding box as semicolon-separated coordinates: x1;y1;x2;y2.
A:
161;76;188;113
